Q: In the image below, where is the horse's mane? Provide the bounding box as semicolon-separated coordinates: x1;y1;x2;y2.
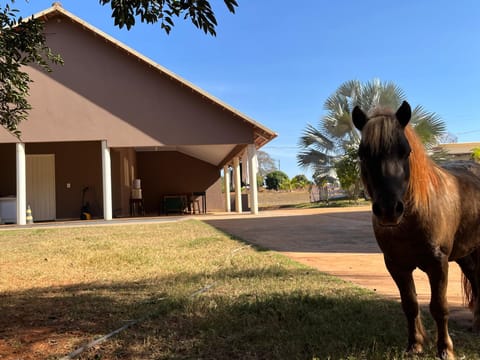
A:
404;125;442;213
362;107;442;214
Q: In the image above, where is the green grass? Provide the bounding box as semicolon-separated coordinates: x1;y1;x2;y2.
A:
0;221;478;359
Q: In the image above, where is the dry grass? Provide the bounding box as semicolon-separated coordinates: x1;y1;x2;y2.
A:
258;190;311;208
0;221;478;359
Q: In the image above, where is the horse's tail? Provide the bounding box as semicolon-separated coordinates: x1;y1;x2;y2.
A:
461;249;479;310
462;272;475;310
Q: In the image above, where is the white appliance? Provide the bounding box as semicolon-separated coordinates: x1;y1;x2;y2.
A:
0;197;17;224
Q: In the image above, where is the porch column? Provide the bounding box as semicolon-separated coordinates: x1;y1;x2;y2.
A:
101;140;113;220
223;165;231;212
16;143;26;225
247;144;259;215
233;156;242;213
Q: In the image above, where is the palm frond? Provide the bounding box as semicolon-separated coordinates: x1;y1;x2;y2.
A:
298;124;335;151
296;148;334;170
411;105;446;147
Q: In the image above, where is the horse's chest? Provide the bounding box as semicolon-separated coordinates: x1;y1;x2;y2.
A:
373;226;436;267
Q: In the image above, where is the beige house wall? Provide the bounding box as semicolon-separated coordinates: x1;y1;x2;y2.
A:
0;5;275;223
0;15;254;148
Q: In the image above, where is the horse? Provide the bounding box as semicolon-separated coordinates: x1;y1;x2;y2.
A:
351;101;480;360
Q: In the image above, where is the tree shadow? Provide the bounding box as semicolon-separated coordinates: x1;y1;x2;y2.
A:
204;211;380;254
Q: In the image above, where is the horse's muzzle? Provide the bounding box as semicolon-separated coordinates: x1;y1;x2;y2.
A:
372;200;405;226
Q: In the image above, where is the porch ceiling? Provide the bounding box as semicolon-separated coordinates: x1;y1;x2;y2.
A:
135;144;237;167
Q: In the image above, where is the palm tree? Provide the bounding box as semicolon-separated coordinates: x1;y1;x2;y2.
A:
297;79;446;177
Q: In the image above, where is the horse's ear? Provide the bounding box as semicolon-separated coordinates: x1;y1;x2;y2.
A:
352;106;368;131
396;101;411;128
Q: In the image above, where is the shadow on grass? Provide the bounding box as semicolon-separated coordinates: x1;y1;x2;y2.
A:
1;267;478;360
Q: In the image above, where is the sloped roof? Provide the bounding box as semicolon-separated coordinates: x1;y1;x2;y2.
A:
437;142;480;155
33;2;277;149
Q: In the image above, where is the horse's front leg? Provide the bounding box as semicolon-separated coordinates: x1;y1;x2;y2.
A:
426;257;455;360
384;258;426;355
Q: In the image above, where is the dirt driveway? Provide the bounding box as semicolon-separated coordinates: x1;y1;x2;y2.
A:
203;206;472;328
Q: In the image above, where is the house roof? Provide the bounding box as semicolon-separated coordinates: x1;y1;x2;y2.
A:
437;142;480;155
32;2;277;150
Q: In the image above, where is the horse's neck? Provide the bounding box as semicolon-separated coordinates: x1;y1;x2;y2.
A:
406;164;459;230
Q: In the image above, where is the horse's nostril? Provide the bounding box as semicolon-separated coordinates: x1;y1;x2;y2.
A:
395;201;405;216
372;203;382;217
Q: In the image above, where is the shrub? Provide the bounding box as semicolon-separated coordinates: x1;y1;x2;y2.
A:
265;171;289;191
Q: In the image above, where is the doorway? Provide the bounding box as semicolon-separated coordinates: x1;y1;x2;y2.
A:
26;154;56;221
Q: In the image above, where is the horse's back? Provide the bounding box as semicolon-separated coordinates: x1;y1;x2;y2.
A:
442;160;480;179
442;160;480;260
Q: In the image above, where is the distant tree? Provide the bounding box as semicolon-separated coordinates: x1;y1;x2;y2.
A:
290;174;310;190
312;172;336;203
257;150;277;177
472;148;480;163
438;132;458;144
265;171;289;191
1;0;238;135
0;3;63;136
334;144;361;201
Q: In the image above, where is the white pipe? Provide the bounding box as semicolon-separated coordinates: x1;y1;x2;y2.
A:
223;165;231;212
102;140;113;220
16;143;26;225
233;156;242;213
247;144;259;214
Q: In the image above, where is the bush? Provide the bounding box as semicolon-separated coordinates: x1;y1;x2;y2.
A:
265;171;289;190
290;174;310;190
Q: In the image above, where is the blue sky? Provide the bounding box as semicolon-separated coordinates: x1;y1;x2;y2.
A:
15;1;480;178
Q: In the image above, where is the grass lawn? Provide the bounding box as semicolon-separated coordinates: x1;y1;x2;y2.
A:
0;220;478;359
258;190;371;210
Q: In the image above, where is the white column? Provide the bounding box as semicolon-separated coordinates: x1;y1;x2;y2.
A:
233;156;242;213
247;144;259;215
101;140;113;220
16;143;26;225
223;165;231;212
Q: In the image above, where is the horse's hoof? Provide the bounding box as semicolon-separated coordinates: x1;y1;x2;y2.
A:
438;349;455;360
406;343;423;355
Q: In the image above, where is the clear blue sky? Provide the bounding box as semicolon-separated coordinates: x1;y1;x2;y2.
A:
16;1;480;178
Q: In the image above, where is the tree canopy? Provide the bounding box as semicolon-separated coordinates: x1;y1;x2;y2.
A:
0;3;63;137
99;0;238;35
0;0;238;136
264;171;289;191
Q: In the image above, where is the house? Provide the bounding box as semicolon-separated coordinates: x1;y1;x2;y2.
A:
0;3;276;225
436;142;480;161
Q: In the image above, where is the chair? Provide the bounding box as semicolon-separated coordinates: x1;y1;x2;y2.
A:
187;193;202;214
163;195;187;215
192;191;206;214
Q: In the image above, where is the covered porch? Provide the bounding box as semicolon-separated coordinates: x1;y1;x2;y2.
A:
0;140;260;225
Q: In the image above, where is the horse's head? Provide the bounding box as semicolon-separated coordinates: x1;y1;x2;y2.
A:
352;101;412;226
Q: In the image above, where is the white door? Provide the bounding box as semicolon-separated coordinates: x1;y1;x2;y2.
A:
26;154;56;221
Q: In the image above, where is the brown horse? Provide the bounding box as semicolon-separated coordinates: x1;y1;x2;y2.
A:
352;101;480;360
